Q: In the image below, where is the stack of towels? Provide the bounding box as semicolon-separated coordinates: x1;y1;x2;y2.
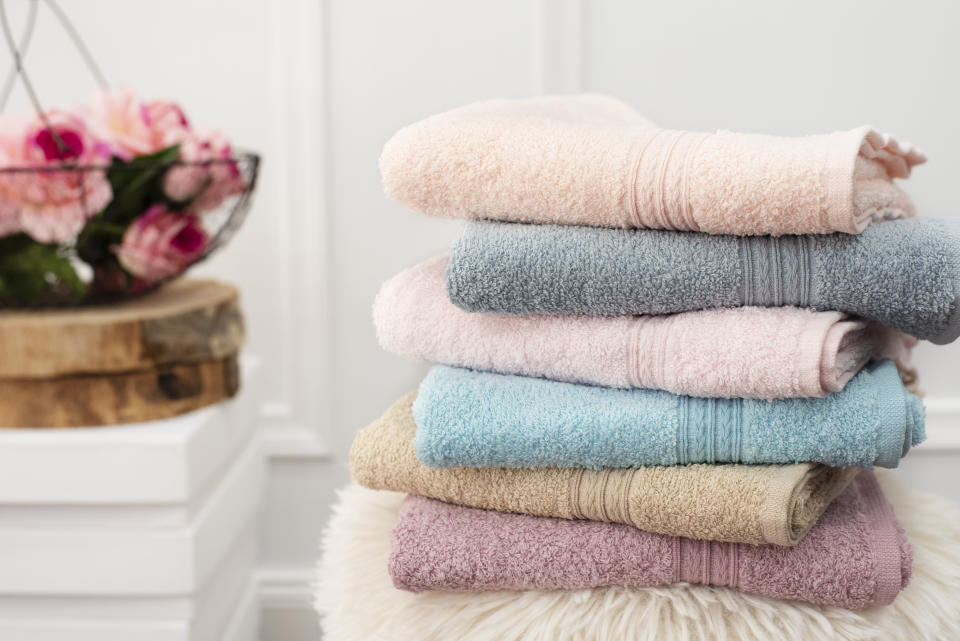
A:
351;95;959;611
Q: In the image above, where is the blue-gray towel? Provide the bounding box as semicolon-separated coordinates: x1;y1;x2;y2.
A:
446;218;960;344
412;360;924;469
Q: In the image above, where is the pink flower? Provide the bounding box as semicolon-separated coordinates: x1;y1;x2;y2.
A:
88;88;191;159
163;129;247;211
0;139;23;237
90;90;245;213
115;204;208;283
0;111;112;243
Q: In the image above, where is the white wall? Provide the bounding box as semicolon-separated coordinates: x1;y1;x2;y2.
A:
6;1;960;639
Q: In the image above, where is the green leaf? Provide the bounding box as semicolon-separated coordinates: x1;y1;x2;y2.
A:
77;144;182;265
0;234;84;304
101;144;181;224
75;217;127;264
132;144;182;165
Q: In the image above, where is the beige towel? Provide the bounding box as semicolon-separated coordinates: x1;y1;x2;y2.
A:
350;393;859;546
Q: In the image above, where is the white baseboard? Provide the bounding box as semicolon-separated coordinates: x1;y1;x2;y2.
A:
256;567;319;641
221;579;260;641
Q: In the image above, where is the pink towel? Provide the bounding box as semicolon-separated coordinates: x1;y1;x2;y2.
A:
374;255;916;399
380;95;924;236
389;472;911;610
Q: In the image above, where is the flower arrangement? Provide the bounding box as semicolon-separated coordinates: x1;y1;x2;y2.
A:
0;89;258;306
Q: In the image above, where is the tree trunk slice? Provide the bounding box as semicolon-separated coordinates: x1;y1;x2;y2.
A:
0;355;240;428
0;279;244;378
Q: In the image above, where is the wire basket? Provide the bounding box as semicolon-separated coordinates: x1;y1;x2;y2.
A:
0;151;259;306
0;0;260;307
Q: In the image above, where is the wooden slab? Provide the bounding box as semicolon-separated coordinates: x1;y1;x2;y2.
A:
0;355;240;427
0;279;244;379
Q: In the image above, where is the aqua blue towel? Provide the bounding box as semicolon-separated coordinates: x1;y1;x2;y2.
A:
446;218;960;344
412;360;924;469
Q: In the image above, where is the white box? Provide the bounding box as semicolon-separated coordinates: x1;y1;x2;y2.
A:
0;357;265;640
0;434;263;595
0;522;259;641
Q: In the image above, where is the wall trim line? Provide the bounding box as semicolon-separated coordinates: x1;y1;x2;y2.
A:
257;566;316;610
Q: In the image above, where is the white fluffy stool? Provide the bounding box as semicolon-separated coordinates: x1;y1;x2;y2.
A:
316;471;960;641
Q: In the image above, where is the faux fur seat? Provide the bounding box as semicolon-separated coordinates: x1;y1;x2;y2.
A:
316;470;960;641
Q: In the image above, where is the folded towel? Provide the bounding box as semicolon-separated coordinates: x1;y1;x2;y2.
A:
390;471;911;609
352;393;859;546
380;95;923;236
377;254;917;399
321;474;960;641
448;218;960;344
413;361;924;470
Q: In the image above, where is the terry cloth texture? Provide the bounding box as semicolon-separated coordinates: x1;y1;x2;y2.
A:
447;217;960;344
389;472;910;610
351;393;859;546
412;361;924;469
376;254;918;398
380;94;924;236
317;473;960;641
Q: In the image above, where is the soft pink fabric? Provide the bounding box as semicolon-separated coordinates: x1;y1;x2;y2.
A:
374;255;916;399
380;95;924;236
389;472;911;610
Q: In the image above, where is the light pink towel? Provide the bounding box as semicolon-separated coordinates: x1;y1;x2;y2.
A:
380;95;925;236
374;255;916;399
389;472;911;610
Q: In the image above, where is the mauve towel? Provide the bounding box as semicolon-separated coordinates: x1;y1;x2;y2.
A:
377;254;917;399
413;361;924;469
380;94;924;236
389;472;911;610
447;218;960;344
351;393;859;546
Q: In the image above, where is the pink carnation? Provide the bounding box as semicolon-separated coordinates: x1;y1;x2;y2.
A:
163;130;247;211
88;88;191;159
115;204;208;283
0;110;112;243
90;89;246;213
0;141;22;237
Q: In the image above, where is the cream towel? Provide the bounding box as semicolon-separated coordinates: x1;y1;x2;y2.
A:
380;94;924;236
350;394;859;546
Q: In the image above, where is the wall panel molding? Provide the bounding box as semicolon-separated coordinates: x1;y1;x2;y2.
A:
265;0;333;447
257;5;333;636
532;0;583;94
262;428;332;460
257;567;317;609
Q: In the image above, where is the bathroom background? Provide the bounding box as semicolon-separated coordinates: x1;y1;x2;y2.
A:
9;0;958;639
